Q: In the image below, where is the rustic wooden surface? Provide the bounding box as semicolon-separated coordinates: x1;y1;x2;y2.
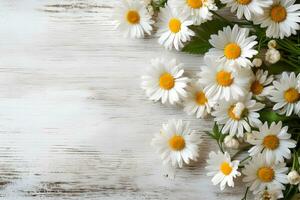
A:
0;0;244;199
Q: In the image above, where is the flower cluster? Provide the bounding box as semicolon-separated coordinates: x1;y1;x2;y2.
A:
115;0;300;199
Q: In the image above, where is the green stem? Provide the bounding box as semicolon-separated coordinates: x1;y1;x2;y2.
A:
232;145;252;160
211;11;233;26
281;57;300;70
217;141;224;153
240;156;251;164
241;187;249;200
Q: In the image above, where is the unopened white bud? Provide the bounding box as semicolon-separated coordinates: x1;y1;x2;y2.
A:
224;135;239;149
268;40;277;49
147;5;154;16
245;132;254;143
265;48;281;64
232;102;245;119
252;58;262;67
287;170;300;185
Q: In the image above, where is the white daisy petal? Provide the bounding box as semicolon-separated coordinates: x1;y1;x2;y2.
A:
248;121;296;164
156;5;195;50
114;0;154;39
206;151;240;190
151;119;202;168
141;57;189;105
206;25;258;68
253;0;300;39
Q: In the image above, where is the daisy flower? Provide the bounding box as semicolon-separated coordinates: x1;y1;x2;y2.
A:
198;57;253;101
212;93;265;137
114;0;154;38
269;72;300;116
169;0;218;25
250;69;274;101
206;25;258;68
157;5;195;50
242;154;288;194
220;0;273;20
151;119;202;168
206;151;241;190
183;81;215;118
141;57;189;104
253;0;300;39
254;187;283;200
248;121;296;164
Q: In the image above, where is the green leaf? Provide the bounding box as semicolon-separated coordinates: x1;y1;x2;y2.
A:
182;40;211;54
291;194;300;200
191;18;229;41
204;131;217;140
213;123;219;136
259;109;287;124
219;133;226;143
182;18;229;55
215;0;225;9
151;0;167;10
262;61;296;75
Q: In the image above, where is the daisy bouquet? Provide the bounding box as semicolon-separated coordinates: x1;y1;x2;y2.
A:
114;0;300;199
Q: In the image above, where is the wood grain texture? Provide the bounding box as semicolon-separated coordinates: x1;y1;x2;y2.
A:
0;1;244;199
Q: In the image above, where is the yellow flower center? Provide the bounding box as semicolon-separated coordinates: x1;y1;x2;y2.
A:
237;0;252;5
220;162;233;175
168;135;186;151
169;18;181;33
257;167;274;182
126;10;140;24
187;0;203;8
216;70;233;87
224;43;241;59
195;91;207;105
228;105;240;120
270;5;287;23
159;73;175;90
251;80;264;95
284;88;300;103
263;135;279;150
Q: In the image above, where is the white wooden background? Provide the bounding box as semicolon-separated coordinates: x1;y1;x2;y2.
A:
0;1;244;199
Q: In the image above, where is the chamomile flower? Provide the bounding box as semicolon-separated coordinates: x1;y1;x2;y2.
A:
151;119;202;168
206;25;258;68
206;151;241;190
250;69;274;101
242;154;288;194
269;72;300;116
183;81;215;118
114;0;154;38
198;57;253;101
141;57;189;104
169;0;218;25
253;0;300;39
157;5;195;50
212;93;265;137
220;0;272;20
254;188;283;200
248;121;296;164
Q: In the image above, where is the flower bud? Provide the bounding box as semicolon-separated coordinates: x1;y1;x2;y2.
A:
147;5;154;16
268;40;277;49
224;135;239;149
245;132;254;143
287;170;300;185
265;48;280;64
252;58;262;67
232;102;245;119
